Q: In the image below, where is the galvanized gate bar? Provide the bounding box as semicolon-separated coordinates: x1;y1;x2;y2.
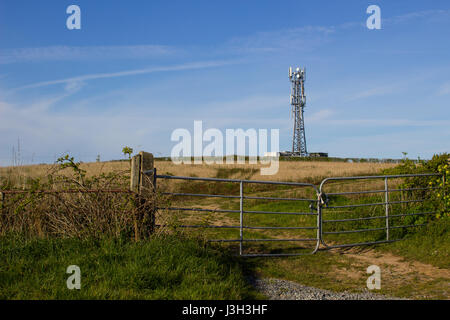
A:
161;192;241;199
243;196;314;201
325;199;426;209
161;192;314;202
239;181;243;256
319;173;442;182
323;211;436;223
158;207;240;213
155;224;316;230
153;173;316;186
322;239;399;249
323;227;387;234
385;177;389;240
243;210;315;215
325;186;441;196
207;238;318;243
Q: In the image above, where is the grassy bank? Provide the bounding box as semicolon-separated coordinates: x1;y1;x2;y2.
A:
376;219;450;269
0;235;259;300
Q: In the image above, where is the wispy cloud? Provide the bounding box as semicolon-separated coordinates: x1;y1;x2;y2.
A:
327;118;450;127
224;25;338;55
0;97;173;165
437;82;450;95
384;9;450;26
344;66;449;102
309;109;335;121
224;8;450;55
1;8;447;65
0;45;175;64
14;60;239;90
308;108;450;127
346;84;398;101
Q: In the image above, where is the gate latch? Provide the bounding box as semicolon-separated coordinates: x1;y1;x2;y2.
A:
318;192;328;207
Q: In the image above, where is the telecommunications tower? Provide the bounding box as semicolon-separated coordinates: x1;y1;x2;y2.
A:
289;66;308;156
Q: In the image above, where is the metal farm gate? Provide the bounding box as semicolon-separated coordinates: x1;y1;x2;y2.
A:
318;173;444;249
144;166;443;257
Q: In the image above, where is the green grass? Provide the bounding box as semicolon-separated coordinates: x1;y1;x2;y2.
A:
0;234;261;300
375;219;450;269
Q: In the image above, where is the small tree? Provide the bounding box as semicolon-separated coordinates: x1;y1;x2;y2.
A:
122;146;133;160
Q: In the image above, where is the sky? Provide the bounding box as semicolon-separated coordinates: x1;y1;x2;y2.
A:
0;0;449;165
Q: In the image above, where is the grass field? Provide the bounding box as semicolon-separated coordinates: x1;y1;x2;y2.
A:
0;158;397;189
0;157;448;300
0;234;260;299
1;221;447;300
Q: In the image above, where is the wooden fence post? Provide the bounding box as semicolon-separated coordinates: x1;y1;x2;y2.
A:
139;151;155;237
129;152;155;241
130;155;141;193
130;154;141;241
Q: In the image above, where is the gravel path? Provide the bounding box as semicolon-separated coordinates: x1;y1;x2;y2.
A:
251;278;402;300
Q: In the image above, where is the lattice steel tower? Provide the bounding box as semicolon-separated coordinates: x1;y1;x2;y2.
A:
289;66;308;156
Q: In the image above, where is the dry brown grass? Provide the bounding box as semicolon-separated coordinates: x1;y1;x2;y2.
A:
0;159;396;198
155;160;396;182
0;161;130;189
0;160;396;186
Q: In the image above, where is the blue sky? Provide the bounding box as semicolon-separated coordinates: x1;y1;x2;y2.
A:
0;0;449;165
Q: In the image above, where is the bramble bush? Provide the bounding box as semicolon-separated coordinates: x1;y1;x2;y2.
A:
383;153;449;221
429;161;449;219
0;153;137;239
